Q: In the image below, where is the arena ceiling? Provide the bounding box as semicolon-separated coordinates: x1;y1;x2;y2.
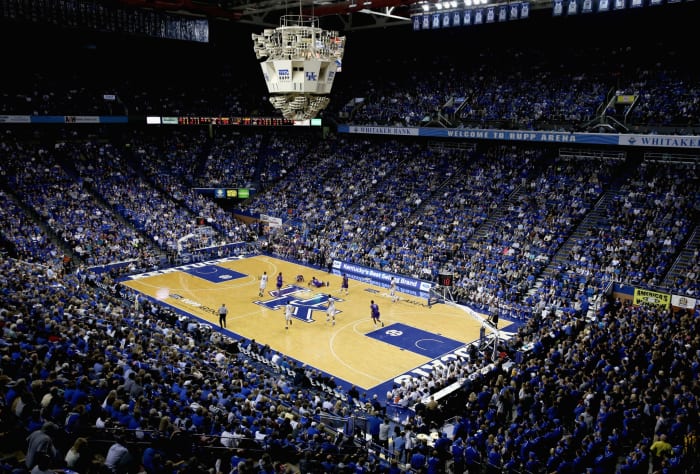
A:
117;0;553;31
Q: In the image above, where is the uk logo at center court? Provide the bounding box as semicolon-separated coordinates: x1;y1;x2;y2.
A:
254;285;343;322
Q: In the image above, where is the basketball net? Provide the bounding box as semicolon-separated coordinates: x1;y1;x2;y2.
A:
177;225;215;255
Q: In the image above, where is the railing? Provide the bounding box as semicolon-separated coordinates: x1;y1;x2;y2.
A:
644;151;700;164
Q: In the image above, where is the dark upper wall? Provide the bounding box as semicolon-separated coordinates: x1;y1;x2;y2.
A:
1;2;697;120
3;2;698;72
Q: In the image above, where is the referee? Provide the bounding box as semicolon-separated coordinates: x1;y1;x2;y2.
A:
218;303;228;329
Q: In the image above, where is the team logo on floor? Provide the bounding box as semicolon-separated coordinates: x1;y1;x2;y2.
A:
254;285;343;322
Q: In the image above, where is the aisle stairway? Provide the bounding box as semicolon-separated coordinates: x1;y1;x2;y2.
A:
661;225;700;290
538;188;622;282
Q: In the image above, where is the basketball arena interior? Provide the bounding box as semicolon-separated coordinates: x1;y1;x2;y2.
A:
1;1;699;473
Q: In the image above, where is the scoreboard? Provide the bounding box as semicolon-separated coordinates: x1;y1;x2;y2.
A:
175;116;294;126
148;116;320;126
214;188;250;199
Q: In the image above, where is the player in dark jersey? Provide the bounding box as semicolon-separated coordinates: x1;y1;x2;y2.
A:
309;276;325;288
370;300;383;327
341;273;349;295
276;272;283;295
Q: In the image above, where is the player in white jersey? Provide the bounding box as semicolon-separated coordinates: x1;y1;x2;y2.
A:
390;277;398;303
326;296;336;326
259;271;268;297
285;302;294;329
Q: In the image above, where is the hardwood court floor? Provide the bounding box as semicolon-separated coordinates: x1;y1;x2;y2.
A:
121;255;501;393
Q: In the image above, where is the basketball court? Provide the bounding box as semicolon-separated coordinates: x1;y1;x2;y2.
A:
120;254;516;397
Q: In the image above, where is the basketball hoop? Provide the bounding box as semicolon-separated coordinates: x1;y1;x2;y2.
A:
433;286;503;361
177;225;216;255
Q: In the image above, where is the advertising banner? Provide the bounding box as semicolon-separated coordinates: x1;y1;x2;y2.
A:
671;294;697;310
332;260;434;297
633;288;671;310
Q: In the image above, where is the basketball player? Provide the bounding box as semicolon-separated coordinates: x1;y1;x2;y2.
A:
309;276;324;288
341;273;349;295
285;302;294;329
389;277;398;303
370;300;384;327
259;271;268;297
326;295;336;326
276;272;283;295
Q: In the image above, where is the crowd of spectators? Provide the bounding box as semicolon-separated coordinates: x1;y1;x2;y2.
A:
250;141;698;324
122;131;255;249
252;137;456;269
0;129;699;474
0;138;158;270
376;145;525;278
0;188;61;266
1;31;272;119
1;11;700;471
334;43;700;133
3;23;700;135
0;256;399;473
69;140;226;256
340;52;607;131
1;126;697;303
193;131;261;189
452;153;615;319
555;160;699;299
2;235;699;473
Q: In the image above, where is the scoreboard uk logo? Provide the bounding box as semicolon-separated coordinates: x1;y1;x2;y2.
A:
254;285;342;322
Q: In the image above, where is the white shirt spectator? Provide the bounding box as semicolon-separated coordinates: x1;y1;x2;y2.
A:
104;441;129;472
220;428;236;448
